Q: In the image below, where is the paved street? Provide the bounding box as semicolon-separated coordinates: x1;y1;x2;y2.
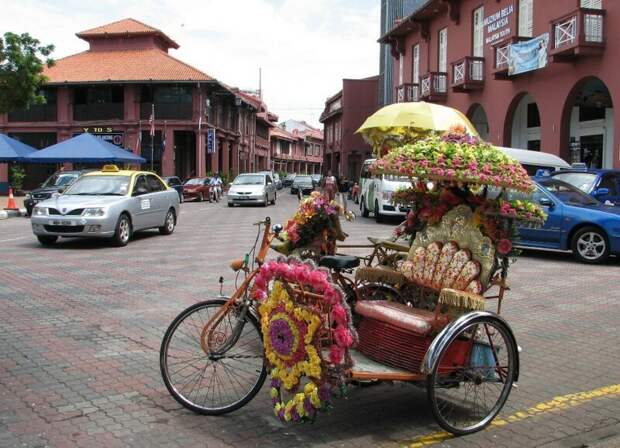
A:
1;193;619;448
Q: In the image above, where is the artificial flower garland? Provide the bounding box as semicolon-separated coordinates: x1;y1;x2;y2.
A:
255;257;357;423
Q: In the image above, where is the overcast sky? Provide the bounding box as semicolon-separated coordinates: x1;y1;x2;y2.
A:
1;0;381;127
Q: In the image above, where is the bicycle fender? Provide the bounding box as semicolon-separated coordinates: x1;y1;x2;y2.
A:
420;311;520;382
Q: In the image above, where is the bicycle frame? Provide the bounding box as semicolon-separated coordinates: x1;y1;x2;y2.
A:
199;217;274;356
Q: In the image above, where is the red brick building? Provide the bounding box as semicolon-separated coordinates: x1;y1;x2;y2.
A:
320;76;379;180
381;0;618;169
0;18;265;191
270;124;323;175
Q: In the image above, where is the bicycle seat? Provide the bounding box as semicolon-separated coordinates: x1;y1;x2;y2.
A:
319;255;360;270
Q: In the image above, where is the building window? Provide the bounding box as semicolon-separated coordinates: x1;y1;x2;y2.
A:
398;53;404;85
527;103;541;128
412;44;420;84
438;28;448;73
581;0;602;8
473;7;484;57
579;106;606;122
527;140;541;151
519;0;533;38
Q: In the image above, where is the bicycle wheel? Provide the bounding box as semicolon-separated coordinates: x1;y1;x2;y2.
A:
427;315;517;435
160;299;267;415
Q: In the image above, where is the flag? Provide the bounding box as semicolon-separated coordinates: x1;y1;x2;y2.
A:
136;120;142;152
162;120;167;153
149;104;155;137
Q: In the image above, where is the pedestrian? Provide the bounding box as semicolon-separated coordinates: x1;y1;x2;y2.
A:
323;170;337;201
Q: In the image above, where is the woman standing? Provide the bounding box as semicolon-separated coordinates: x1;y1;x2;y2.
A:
322;170;337;201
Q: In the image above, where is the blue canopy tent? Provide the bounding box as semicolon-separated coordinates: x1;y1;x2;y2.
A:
0;134;38;162
25;133;146;164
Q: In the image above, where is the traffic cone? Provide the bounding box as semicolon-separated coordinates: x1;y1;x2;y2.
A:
4;187;18;210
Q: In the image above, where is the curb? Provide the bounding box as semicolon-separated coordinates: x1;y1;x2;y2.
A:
0;209;27;219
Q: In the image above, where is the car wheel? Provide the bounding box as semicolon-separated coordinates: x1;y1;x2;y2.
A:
374;200;384;223
271;192;276;205
198;193;204;202
572;226;609;263
112;214;132;247
227;202;233;207
263;194;268;207
179;193;184;204
37;235;58;246
361;197;369;218
159;209;176;235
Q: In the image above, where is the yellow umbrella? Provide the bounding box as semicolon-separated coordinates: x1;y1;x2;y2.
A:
357;101;478;135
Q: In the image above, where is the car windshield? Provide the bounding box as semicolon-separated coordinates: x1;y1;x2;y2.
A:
383;174;410;182
43;173;78;188
234;175;264;185
539;179;600;206
184;178;204;185
285;174;296;180
552;172;598;193
64;175;131;196
295;176;312;183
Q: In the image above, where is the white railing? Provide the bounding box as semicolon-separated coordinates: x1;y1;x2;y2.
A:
554;16;577;48
453;61;465;84
421;77;431;98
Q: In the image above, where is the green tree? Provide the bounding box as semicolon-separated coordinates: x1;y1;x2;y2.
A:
0;32;54;114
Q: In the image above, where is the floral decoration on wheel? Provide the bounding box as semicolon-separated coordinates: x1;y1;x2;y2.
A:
255;257;357;422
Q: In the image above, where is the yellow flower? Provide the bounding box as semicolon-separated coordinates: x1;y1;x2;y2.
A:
270;387;279;398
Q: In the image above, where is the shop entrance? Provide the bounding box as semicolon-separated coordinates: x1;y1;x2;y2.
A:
564;78;613;169
174;131;196;180
468;104;489;141
507;93;541;151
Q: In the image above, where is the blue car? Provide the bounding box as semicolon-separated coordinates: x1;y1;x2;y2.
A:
549;169;620;205
511;178;620;263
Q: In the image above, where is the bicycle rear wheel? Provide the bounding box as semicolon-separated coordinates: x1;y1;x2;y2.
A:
160;299;266;415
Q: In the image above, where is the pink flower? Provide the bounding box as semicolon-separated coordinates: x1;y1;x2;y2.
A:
332;304;348;326
254;275;267;290
309;270;328;291
334;325;353;347
497;239;513;255
324;287;340;305
329;344;344;364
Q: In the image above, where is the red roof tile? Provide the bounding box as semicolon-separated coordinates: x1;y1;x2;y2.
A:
270;127;297;142
77;18;179;49
43;48;212;84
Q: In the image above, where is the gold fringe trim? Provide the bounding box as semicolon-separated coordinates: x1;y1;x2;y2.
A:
355;267;406;285
438;288;485;312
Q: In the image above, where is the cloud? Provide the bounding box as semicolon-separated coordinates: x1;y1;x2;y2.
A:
1;0;380;126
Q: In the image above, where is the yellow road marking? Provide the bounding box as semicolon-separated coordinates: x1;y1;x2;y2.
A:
408;383;620;447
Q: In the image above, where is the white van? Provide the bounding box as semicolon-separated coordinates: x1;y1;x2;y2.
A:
496;147;570;176
359;159;411;222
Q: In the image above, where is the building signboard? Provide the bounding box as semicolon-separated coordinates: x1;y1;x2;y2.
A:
75;129;125;147
206;128;216;154
508;33;549;76
484;3;515;46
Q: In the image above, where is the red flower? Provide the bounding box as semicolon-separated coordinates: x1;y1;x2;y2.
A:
497;239;513;255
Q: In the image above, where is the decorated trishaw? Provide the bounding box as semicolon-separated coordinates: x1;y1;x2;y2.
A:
159;103;546;436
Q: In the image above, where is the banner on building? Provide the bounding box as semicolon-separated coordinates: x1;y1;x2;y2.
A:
508;33;549;76
206;128;216;154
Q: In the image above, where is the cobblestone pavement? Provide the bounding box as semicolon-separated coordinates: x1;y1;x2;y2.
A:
1;194;619;448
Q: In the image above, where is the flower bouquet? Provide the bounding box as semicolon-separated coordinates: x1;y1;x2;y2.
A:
272;192;349;257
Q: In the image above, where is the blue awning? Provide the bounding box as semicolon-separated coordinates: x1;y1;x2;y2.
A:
0;134;38;162
25;133;146;164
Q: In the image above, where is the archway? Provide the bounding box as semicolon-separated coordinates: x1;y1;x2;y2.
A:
561;77;613;169
467;104;489;141
505;93;541;151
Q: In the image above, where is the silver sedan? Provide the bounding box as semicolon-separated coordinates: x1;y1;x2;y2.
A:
31;168;180;246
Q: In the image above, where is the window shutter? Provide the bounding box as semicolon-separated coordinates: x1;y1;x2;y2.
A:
438;28;448;72
519;0;533;37
413;44;420;83
399;53;404;85
581;0;602;9
473;7;484;57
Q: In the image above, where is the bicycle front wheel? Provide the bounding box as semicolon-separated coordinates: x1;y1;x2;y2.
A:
160;299;266;415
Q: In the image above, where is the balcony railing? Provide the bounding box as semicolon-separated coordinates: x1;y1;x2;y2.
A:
394;83;419;103
73;103;123;121
140;102;193;120
419;72;448;102
8;104;57;122
550;7;605;61
451;57;485;92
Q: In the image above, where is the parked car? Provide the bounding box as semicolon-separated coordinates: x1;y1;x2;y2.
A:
495;146;570;175
283;173;296;187
311;174;322;188
183;177;213;202
291;175;315;196
228;173;277;207
512;177;620;263
162;176;184;203
359;158;411;222
30;165;180;247
258;171;282;190
24;170;90;216
548;169;620;205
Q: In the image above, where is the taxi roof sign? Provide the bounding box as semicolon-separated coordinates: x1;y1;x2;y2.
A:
102;164;120;172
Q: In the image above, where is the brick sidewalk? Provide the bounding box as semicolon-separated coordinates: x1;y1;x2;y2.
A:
1;195;619;447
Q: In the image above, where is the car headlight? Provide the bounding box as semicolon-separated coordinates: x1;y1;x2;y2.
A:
382;191;393;201
83;208;106;217
33;206;47;216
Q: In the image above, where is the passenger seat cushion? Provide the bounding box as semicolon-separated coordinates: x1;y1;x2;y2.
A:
355;300;436;336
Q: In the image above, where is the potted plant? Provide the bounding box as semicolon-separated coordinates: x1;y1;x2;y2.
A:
9;164;26;195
